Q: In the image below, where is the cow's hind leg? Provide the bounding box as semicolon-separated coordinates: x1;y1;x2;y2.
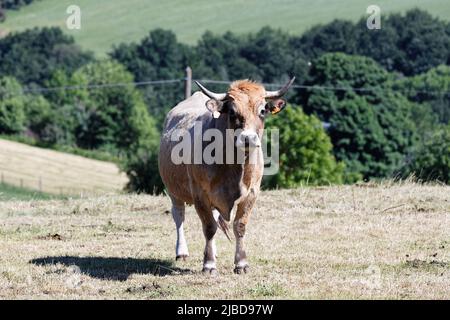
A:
170;196;189;261
195;200;218;276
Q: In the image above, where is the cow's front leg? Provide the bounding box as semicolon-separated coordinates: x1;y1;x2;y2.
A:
195;200;218;276
233;192;256;274
170;196;189;261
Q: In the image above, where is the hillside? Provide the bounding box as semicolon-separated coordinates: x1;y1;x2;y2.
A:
1;0;449;56
0;182;448;299
0;183;60;201
0;139;128;196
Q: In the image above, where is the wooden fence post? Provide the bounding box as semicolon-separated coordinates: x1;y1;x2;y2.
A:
185;66;192;99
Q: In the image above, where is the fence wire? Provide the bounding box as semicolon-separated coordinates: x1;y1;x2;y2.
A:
0;78;448;97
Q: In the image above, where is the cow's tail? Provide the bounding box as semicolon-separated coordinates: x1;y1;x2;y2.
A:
213;209;232;242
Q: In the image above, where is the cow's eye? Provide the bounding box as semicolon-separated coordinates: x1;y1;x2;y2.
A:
228;108;236;118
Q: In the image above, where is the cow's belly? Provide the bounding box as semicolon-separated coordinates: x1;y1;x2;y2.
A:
158;139;195;204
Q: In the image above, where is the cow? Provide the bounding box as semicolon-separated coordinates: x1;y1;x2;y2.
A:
158;77;295;274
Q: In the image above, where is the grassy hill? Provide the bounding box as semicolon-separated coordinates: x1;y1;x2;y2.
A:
1;0;449;56
0;183;61;201
0;182;448;299
0;139;128;196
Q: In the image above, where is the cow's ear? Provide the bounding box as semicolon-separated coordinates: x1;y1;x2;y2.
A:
266;99;286;115
206;99;224;119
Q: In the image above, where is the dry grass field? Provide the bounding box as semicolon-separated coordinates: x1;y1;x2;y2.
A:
0;139;128;195
0;181;448;299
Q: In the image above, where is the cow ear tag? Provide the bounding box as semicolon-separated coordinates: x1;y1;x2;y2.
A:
270;99;286;115
206;99;222;119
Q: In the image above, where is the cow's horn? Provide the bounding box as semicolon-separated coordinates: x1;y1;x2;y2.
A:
195;81;227;101
265;77;296;99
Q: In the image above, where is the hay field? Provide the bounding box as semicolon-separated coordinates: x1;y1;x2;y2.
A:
0;181;448;299
0;139;128;195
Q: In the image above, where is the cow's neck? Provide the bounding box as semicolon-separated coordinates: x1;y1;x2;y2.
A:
204;118;263;219
214;117;263;191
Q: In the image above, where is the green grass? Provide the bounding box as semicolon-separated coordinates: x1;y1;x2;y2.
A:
1;0;449;56
0;183;61;201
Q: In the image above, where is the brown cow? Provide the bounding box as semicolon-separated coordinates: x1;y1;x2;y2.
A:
158;78;295;274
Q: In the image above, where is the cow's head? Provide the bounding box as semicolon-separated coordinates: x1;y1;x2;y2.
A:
195;77;295;150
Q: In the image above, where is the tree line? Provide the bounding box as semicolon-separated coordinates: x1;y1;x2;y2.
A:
0;8;449;192
0;0;36;22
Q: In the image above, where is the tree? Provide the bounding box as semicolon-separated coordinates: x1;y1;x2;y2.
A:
386;9;450;76
293;19;359;58
45;60;160;155
196;31;258;81
294;9;450;76
0;0;35;22
112;28;308;126
0;0;35;10
262;106;344;189
407;124;450;183
110;29;192;125
123;139;163;194
0;27;93;86
394;65;450;124
303;53;417;180
23;95;52;139
0;76;26;134
47;61;162;193
44;61;163;193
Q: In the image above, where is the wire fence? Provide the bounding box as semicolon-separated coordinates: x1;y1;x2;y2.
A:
0;74;449;97
195;79;450;96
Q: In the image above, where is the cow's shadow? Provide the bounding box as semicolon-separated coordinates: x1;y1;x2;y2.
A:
30;256;192;281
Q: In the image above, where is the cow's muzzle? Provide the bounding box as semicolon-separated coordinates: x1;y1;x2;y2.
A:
236;130;261;149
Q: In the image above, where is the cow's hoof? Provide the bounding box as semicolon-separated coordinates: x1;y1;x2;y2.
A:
176;254;189;261
234;265;249;274
202;267;219;276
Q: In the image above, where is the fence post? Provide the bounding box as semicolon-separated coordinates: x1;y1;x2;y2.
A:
185;66;192;99
39;177;42;192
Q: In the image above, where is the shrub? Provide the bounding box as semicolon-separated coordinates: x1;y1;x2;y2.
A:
394;65;450;124
303;53;417;180
0;76;26;134
262;105;344;189
66;60;162;193
407;124;450;183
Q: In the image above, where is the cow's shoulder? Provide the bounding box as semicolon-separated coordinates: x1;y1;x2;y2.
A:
168;91;209;118
163;92;212;132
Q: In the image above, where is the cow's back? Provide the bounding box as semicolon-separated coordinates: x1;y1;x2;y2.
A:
158;91;211;204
